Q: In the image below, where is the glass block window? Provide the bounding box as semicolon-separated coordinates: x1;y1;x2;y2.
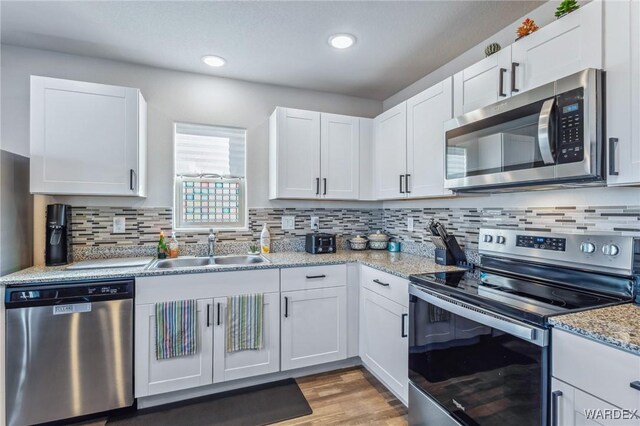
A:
174;123;247;230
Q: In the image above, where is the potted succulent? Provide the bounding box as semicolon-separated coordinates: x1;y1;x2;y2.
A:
516;18;540;40
248;243;260;255
555;0;580;18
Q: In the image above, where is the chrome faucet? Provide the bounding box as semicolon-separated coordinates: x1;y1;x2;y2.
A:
208;228;216;257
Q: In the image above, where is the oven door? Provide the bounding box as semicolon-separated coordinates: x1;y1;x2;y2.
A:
408;284;549;426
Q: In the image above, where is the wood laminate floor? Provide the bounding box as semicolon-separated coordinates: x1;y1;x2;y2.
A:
74;367;408;426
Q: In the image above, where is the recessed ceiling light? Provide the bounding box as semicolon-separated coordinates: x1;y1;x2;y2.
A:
202;55;226;67
328;34;356;49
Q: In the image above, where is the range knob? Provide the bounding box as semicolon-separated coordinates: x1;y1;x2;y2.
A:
602;244;620;256
496;236;506;244
579;242;596;254
483;235;493;243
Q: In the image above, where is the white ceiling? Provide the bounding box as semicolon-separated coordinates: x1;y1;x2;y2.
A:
1;1;544;100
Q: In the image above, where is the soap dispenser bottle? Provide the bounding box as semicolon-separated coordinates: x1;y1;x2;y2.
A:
168;232;180;258
260;223;271;254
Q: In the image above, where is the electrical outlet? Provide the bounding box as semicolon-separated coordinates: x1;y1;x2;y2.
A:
310;216;320;232
113;217;126;234
281;216;295;230
407;217;414;232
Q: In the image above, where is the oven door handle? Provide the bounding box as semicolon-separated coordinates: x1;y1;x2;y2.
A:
409;285;548;347
537;97;556;165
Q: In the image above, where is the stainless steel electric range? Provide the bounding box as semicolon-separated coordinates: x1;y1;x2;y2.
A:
408;228;640;426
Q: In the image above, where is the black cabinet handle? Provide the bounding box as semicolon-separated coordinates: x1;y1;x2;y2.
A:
609;138;619;176
316;177;320;195
551;390;563;426
207;304;211;327
129;169;136;191
401;313;408;337
373;279;390;287
306;274;326;279
630;381;640;391
399;175;405;194
499;68;507;97
405;174;411;193
511;62;519;93
284;296;289;318
216;303;221;326
323;178;327;195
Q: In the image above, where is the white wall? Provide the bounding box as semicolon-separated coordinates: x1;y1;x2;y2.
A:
1;44;383;209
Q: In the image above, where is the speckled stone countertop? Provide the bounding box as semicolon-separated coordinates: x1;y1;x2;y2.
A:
549;303;640;355
0;250;461;286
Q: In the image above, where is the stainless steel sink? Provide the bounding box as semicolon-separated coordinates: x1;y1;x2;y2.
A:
149;255;267;269
213;255;267;265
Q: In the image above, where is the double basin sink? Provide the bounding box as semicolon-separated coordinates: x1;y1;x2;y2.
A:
149;255;268;269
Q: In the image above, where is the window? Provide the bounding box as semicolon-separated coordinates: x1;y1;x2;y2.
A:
174;122;247;230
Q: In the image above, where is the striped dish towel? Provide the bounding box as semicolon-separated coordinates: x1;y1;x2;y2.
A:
155;300;198;360
226;294;264;352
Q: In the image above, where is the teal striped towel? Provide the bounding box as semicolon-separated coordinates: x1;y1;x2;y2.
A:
226;294;264;352
155;300;198;360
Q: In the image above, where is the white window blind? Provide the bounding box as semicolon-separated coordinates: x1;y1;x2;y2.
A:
174;123;247;230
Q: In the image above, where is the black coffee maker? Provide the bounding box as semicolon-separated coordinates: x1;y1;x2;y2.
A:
46;204;70;266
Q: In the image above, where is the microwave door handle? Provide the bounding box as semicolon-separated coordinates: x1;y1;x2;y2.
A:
537;98;556;165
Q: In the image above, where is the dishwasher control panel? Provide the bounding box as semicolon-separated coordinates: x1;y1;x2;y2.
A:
5;279;134;308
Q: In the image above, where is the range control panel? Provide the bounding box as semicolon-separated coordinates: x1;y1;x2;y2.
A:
478;228;637;275
516;235;566;251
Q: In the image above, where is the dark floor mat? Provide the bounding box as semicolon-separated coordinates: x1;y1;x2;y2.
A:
107;379;312;426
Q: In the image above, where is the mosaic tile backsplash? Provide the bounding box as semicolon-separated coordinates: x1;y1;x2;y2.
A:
68;205;640;260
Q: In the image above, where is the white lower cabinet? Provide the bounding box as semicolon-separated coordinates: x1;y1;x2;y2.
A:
552;329;640;426
135;299;213;397
213;292;280;383
359;267;409;406
281;286;348;371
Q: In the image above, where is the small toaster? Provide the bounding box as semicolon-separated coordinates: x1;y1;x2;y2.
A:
305;233;337;254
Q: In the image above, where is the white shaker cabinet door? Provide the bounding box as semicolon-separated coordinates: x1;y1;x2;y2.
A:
453;46;512;117
406;77;453;198
359;287;408;405
280;287;347;371
605;0;640;185
269;107;321;199
212;292;280;383
511;1;602;94
134;299;213;397
374;102;407;200
30;76;146;196
320;113;360;199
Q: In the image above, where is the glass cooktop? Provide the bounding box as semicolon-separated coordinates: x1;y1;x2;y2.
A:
410;268;630;326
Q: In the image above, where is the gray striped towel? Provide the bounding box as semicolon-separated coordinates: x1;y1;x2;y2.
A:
155;300;198;360
226;294;264;352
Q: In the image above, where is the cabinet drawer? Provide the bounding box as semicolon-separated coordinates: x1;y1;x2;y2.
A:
280;264;347;292
552;329;640;411
360;265;409;307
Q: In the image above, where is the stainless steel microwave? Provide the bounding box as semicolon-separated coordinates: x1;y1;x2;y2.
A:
444;68;605;192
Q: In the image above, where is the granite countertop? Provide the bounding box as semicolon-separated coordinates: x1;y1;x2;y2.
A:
549;303;640;355
0;250;462;286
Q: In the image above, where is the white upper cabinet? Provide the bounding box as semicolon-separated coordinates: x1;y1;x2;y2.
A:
269;107;321;199
453;46;512;117
30;76;147;197
320;113;360;199
374;102;407;199
406;77;453;198
269;108;360;200
605;0;640;185
511;1;602;94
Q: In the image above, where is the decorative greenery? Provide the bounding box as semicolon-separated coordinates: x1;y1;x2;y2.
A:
484;43;502;57
516;18;540;39
555;0;579;18
249;243;259;254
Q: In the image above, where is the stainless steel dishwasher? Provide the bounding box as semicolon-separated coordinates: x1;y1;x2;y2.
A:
5;279;134;426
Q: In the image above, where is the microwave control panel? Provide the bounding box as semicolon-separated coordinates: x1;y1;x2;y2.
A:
557;88;584;164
